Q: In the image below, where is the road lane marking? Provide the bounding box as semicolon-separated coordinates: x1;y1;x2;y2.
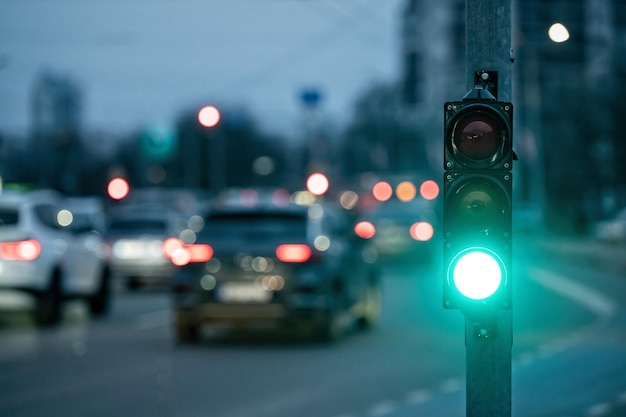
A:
405;388;432;404
440;377;463;393
368;401;397;416
586;402;611;416
528;267;618;319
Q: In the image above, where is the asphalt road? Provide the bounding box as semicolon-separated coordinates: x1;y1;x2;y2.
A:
0;233;624;417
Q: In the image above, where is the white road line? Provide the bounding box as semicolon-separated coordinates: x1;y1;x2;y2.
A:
405;388;432;404
368;401;397;416
440;377;463;394
585;402;612;416
528;267;619;319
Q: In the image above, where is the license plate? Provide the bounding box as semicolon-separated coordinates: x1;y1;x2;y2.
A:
217;282;272;303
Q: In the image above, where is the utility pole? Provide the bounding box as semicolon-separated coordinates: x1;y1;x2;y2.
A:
442;1;514;416
465;1;513;416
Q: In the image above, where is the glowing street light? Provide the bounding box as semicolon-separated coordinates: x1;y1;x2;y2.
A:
548;22;570;43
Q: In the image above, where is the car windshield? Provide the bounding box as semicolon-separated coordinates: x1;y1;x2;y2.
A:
0;209;19;226
107;219;167;235
200;213;307;243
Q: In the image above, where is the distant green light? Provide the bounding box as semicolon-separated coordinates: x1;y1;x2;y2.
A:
452;249;503;300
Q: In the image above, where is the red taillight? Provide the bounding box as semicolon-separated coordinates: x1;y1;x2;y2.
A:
276;244;312;263
187;244;213;262
169;244;213;266
0;239;41;261
163;238;184;258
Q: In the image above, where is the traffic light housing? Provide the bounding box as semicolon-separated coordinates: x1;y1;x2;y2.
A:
443;99;513;313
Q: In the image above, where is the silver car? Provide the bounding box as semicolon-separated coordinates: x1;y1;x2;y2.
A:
104;206;182;290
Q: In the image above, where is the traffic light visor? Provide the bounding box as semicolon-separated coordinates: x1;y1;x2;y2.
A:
447;176;508;232
451;248;504;300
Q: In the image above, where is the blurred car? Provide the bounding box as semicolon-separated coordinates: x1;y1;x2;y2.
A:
104;205;184;289
170;199;382;343
593;207;626;243
357;199;439;265
0;189;111;325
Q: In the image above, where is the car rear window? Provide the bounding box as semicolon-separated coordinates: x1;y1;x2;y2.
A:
0;209;19;226
201;213;307;242
107;219;167;234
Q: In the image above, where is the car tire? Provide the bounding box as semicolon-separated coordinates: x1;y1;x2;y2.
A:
35;274;63;326
89;269;111;317
175;311;199;344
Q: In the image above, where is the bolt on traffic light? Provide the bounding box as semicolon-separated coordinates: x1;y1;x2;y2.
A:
443;97;513;313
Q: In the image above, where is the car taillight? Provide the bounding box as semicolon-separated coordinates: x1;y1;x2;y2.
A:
170;244;213;266
187;244;213;262
0;239;41;261
276;244;312;263
163;238;184;258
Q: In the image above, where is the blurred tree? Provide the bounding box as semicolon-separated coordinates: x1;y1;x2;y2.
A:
340;82;430;180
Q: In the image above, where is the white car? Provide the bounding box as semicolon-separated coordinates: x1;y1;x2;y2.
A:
0;189;111;325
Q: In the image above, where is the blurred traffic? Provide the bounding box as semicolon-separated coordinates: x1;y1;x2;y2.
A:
0;187;110;325
0;175;442;338
2;1;626;417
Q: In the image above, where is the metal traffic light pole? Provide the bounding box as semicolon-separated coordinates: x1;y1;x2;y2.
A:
464;1;512;416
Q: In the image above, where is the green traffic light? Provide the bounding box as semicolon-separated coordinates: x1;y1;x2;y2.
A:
451;248;504;300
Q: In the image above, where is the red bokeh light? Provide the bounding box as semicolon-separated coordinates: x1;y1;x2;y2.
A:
420;180;440;200
410;222;434;241
107;177;130;200
372;181;393;202
306;173;329;196
354;221;376;239
198;105;221;128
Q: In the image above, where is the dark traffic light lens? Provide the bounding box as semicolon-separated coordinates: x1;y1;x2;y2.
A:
454;113;501;160
450;179;506;231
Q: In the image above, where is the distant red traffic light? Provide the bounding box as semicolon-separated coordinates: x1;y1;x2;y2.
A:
198;105;221;128
107;177;130;200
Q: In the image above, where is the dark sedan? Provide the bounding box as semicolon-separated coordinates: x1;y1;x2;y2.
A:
169;201;382;343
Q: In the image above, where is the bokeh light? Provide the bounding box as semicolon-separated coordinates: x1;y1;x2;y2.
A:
372;181;393;202
252;156;275;176
57;209;73;227
354;221;376;239
420;180;440;200
548;22;570;43
396;181;416;202
306;173;329;196
107;177;130;200
339;190;359;210
198;105;221;128
410;222;434;241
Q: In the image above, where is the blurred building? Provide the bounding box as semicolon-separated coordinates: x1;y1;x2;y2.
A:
31;72;83;194
401;0;626;233
514;0;626;232
400;0;465;175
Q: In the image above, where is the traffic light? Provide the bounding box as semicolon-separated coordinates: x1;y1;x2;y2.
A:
443;98;513;313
